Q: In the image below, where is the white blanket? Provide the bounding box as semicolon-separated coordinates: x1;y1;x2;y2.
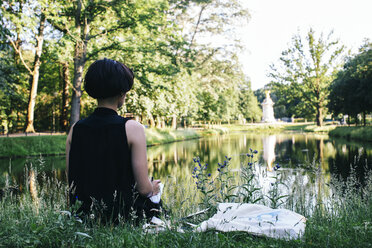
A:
196;203;306;240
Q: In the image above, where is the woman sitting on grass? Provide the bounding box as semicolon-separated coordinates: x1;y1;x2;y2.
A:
66;58;161;224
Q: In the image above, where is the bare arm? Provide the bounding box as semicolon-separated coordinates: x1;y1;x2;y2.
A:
126;120;160;197
65;124;76;181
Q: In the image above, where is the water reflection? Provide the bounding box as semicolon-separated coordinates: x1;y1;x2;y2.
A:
262;135;276;171
1;133;371;210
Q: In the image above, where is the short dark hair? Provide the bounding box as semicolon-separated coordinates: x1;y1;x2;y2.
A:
84;58;134;99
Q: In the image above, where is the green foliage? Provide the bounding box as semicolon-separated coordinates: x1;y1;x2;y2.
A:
328;41;372;125
191;150;276;209
269;29;345;126
0;0;260;132
0;49;29;133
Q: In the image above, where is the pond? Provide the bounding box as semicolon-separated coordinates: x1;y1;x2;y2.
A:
1;132;371;211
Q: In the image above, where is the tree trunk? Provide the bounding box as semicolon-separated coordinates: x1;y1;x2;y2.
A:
156;116;162;129
61;62;70;131
70;48;85;125
25;13;46;133
70;2;89;126
363;111;366;126
171;114;177;129
316;106;323;127
149;114;155;127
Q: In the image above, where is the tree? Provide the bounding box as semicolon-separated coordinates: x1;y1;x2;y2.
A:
48;0;150;126
329;41;372;125
1;0;48;132
269;29;344;126
239;81;262;122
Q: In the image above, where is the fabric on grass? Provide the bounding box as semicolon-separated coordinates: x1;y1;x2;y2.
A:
196;203;306;239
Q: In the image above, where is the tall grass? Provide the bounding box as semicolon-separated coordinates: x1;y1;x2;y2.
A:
1;157;371;247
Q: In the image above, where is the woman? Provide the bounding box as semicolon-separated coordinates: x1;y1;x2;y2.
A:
66;58;161;223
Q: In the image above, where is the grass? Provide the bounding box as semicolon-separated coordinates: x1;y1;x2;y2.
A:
0;129;201;158
1;157;371;247
1;123;371;158
145;128;200;146
0;135;67;158
329;126;372;142
196;124;286;135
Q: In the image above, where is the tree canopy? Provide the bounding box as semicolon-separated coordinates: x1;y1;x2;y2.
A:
269;29;344;126
0;0;261;133
328;41;372;125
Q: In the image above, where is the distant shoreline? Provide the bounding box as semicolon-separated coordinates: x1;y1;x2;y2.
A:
1;124;371;158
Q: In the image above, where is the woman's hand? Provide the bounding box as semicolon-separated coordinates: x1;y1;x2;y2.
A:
151;179;161;196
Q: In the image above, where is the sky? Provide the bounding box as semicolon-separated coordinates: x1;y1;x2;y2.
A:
239;0;372;90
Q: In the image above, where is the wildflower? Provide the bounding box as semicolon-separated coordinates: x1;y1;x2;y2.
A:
253;150;258;154
208;173;211;177
250;148;253;152
218;168;221;172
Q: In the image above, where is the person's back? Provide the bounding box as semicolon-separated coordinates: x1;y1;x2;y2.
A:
66;58;161;224
69;107;136;222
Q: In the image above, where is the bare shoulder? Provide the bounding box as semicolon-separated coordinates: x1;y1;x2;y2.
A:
125;119;145;132
125;120;146;145
66;123;77;145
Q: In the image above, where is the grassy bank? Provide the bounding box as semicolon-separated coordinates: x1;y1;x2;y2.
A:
0;129;201;158
0;135;68;158
196;123;338;135
196;124;286;135
145;128;200;146
329;126;372;142
204;123;372;142
1;161;371;247
1;124;371;158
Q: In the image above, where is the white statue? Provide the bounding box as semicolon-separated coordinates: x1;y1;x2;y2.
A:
262;90;276;123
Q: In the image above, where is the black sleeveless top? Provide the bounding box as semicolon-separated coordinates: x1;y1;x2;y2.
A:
68;108;139;221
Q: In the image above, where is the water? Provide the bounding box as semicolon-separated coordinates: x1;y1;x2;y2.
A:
1;132;371;208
